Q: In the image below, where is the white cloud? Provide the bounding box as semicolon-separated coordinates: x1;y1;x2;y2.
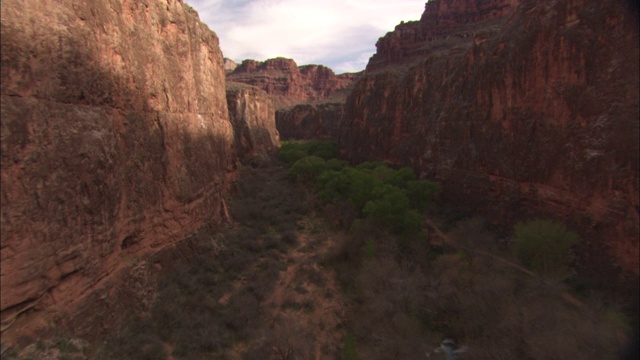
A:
186;0;424;73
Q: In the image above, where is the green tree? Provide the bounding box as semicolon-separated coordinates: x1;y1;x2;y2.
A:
513;219;580;277
362;184;413;233
387;167;417;188
345;168;382;211
316;169;350;202
278;141;309;164
404;179;440;210
289;156;326;183
308;140;339;160
356;161;389;170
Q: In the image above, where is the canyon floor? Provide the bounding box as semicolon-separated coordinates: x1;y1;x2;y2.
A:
5;152;635;360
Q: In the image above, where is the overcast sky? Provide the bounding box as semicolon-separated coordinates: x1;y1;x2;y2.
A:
185;0;425;74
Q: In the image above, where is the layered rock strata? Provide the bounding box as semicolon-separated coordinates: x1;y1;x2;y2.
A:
226;82;280;158
341;0;639;274
1;0;236;338
227;57;360;109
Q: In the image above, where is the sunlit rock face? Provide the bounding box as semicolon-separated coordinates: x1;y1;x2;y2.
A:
1;0;236;338
341;0;639;275
224;58;238;74
227;57;360;109
226;82;281;159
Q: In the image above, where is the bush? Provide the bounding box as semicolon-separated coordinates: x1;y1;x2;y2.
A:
362;184;410;228
355;161;389;170
307;140;339;160
278;141;309;164
277;140;340;164
316;170;350;202
344;168;382;210
289;155;327;182
404;179;440;210
312;161;439;240
513;219;580;277
342;333;359;360
387;167;417;188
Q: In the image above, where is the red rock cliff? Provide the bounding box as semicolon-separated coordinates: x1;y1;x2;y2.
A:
227;57;360;109
1;0;236;336
226;82;281;159
341;0;639;274
276;103;345;141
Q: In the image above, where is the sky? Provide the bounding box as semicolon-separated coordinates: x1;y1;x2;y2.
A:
185;0;425;74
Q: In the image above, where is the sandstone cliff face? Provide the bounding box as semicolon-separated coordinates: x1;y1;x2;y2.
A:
227;57;360;109
276;103;345;141
368;0;518;71
341;0;639;274
224;58;238;74
227;82;280;158
1;0;235;337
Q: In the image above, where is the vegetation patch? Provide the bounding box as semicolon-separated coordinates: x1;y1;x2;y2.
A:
6;145;630;360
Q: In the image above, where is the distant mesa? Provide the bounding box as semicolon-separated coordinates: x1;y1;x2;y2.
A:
226;57;361;109
223;58;238;74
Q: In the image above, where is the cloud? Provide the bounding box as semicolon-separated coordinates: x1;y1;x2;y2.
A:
186;0;424;73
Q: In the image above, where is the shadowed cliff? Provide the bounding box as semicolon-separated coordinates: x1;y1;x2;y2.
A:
339;0;639;278
1;0;237;340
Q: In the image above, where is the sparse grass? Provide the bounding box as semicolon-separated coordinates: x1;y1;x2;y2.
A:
89;155;310;359
12;149;631;360
321;212;630;360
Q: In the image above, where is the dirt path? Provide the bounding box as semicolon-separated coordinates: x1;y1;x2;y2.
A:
261;222;347;359
218;157;349;359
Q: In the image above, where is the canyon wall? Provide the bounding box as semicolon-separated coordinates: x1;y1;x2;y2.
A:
341;0;639;274
227;82;280;159
1;0;236;338
227;57;360;109
276;103;345;141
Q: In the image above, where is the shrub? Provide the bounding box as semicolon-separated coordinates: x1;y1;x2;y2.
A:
513;219;580;277
307;140;339;160
324;158;348;171
355;161;389;170
281;230;299;246
278;141;309;164
387;167;417;188
277;140;340;164
316;170;350;202
342;333;359;360
404;179;440;210
362;184;410;228
344;168;382;210
370;164;395;182
289;155;327;182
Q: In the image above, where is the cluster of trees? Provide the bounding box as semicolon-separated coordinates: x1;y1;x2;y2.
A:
279;141;441;241
281;141;584;279
513;219;580;278
278;141;629;360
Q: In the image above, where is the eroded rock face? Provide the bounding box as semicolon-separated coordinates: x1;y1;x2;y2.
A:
341;0;639;274
226;82;280;159
368;0;519;71
276;103;345;141
1;0;235;337
224;58;238;74
227;57;360;109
